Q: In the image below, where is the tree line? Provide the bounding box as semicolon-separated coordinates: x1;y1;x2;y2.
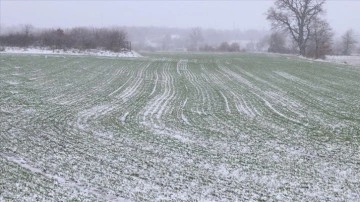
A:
0;25;128;52
266;0;358;59
186;27;241;52
199;42;241;52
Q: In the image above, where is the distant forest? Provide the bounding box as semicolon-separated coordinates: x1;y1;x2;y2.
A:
0;25;128;52
0;25;268;52
1;24;359;56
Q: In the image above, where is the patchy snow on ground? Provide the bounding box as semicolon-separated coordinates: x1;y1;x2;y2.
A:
259;52;360;67
1;53;359;201
0;46;141;58
325;55;360;66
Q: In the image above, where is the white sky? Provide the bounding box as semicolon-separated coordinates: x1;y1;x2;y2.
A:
1;1;359;35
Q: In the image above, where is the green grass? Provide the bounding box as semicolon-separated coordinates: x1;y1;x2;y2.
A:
0;52;359;201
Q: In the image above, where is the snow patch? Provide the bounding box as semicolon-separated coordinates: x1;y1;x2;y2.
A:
120;112;129;123
6;80;20;85
2;47;141;58
0;154;129;201
325;55;360;66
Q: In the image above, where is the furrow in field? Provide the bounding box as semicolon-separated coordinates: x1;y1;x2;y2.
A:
218;63;308;127
217;74;260;118
140;62;192;142
183;66;207;115
76;104;115;132
149;66;159;96
114;62;151;101
271;70;360;130
176;59;188;75
205;66;235;115
191;69;241;136
1;54;360;201
216;65;263;118
107;66;134;97
173;59;193;126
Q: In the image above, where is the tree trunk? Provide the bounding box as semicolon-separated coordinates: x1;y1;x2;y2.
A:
298;32;306;56
300;45;306;56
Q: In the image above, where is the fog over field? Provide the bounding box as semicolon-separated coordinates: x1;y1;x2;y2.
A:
1;53;360;201
1;1;359;54
1;1;359;34
1;1;360;201
1;1;360;33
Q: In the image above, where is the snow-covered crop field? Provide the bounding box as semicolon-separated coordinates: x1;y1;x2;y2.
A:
1;53;360;201
325;55;360;66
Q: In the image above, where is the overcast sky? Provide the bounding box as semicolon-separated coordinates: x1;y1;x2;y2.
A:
1;0;359;35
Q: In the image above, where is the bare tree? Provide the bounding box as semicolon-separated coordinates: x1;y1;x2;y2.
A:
256;35;270;52
23;24;33;36
70;27;96;50
218;42;230;52
341;29;358;55
189;27;203;51
23;24;35;47
95;28;127;52
199;44;215;52
0;24;35;47
268;32;288;53
306;18;333;59
106;29;127;52
1;25;129;52
230;42;240;52
267;0;326;56
54;28;66;50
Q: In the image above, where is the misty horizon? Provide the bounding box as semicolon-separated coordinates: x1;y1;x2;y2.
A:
1;1;360;201
1;0;359;35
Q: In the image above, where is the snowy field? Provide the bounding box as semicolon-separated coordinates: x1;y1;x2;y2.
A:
1;47;141;58
325;55;360;66
0;53;360;201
